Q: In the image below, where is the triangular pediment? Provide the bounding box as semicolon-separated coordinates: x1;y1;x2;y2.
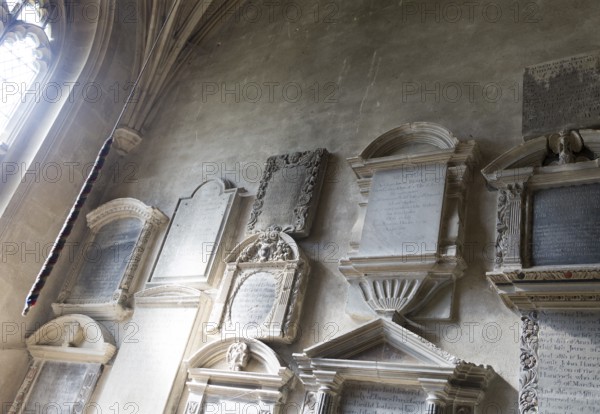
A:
350;341;421;365
300;318;458;368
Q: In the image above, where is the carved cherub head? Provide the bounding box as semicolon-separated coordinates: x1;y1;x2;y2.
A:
226;341;250;371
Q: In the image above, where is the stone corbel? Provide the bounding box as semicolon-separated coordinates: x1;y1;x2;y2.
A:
113;127;142;155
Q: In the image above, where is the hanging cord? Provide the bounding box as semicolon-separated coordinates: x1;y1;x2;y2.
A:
22;1;179;316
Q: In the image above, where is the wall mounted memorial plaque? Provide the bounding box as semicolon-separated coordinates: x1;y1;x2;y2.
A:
183;338;293;413
210;229;310;343
293;318;494;414
149;179;242;288
247;148;328;238
523;52;600;138
519;311;600;414
482;129;600;311
9;315;116;414
96;286;208;414
52;198;167;320
339;123;479;323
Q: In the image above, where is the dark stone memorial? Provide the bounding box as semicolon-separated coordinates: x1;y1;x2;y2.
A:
531;183;600;266
247;148;328;238
523;52;600;138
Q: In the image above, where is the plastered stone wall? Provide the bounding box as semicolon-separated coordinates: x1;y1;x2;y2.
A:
0;2;139;409
4;0;600;412
102;1;600;411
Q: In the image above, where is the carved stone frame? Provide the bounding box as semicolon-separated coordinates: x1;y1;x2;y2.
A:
293;318;494;414
52;198;168;320
209;229;310;343
183;338;294;414
9;315;116;414
247;148;329;238
482;130;600;311
339;123;479;322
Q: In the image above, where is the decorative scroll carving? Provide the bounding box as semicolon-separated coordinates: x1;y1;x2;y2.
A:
519;312;539;414
247;148;328;238
9;362;40;414
302;392;317;414
226;342;250;371
239;227;293;263
495;183;524;267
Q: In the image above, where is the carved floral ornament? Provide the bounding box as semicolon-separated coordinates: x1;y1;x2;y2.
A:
482;129;600;311
247;148;328;237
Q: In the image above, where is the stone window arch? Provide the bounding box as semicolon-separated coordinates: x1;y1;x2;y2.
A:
0;0;52;152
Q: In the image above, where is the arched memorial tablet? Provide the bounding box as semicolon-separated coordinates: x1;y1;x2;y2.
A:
52;198;167;320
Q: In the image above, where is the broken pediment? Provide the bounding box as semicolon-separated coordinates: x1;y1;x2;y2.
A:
482;129;600;311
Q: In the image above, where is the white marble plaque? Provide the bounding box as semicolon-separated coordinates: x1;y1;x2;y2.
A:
151;180;238;286
537;311;600;413
95;307;197;413
69;218;142;302
24;361;101;413
340;382;427;413
359;164;447;257
229;271;277;326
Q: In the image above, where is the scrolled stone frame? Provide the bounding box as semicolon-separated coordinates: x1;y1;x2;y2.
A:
209;228;310;343
246;148;329;238
183;338;294;414
52;198;168;320
9;314;116;414
293;318;494;414
482;129;600;311
339;122;479;322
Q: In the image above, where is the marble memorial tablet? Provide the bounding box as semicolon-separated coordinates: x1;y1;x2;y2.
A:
247;148;328;238
150;180;239;286
69;218;142;302
24;361;101;412
340;382;427;414
523;53;600;138
531;183;600;266
229;271;277;327
536;311;600;413
359;164;447;257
